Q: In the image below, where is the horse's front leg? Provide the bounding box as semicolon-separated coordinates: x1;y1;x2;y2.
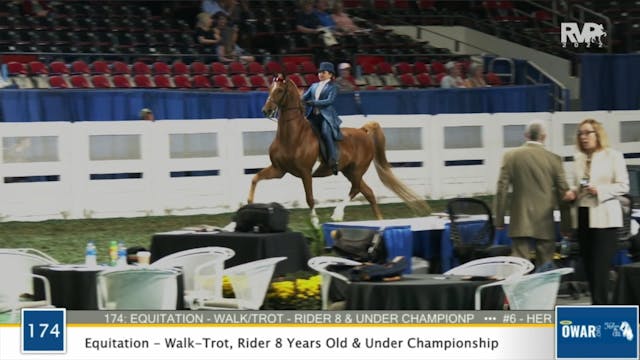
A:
247;165;285;204
300;174;319;229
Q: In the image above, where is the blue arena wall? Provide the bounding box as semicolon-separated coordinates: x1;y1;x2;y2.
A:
0;85;551;122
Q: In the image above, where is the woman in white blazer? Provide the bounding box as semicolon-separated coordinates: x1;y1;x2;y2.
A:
565;118;629;304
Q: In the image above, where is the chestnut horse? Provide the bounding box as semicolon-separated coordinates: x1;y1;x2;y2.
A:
248;76;430;228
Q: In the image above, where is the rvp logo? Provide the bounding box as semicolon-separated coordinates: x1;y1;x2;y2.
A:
561;22;607;48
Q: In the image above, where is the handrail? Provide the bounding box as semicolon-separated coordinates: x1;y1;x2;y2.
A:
416;26;497;56
525;60;570;111
571;4;613;53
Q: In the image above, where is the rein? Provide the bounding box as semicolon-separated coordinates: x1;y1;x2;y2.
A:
264;79;303;122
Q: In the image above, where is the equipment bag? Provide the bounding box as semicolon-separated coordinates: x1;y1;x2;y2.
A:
331;227;387;263
234;202;289;233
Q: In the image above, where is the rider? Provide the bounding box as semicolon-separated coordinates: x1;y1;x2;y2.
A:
301;61;343;175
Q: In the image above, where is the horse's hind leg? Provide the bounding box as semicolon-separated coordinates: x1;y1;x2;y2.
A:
359;179;383;220
247;165;284;204
330;173;360;222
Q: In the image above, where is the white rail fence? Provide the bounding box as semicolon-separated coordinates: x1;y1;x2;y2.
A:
0;111;638;221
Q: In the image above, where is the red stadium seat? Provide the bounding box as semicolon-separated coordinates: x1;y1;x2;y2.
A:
70;75;91;88
288;73;306;88
28;61;49;75
228;61;246;75
49;61;69;75
212;74;232;90
300;61;317;74
249;75;268;91
413;61;429;74
283;62;299;75
173;75;192;88
7;62;27;75
191;61;210;75
303;73;319;85
246;61;265;75
360;62;376;75
91;75;112;88
71;60;90;75
132;61;151;75
395;62;413;75
49;75;68;88
399;73;417;88
210;62;227;75
112;74;132;88
193;74;212;88
153;75;173;88
90;60;111;75
230;74;251;91
415;73;432;87
133;74;154;88
112;61;131;75
376;62;393;75
430;61;445;75
152;61;171;75
171;61;189;75
265;61;283;75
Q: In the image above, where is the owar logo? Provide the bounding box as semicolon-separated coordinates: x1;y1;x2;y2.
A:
556;306;638;359
561;22;607;48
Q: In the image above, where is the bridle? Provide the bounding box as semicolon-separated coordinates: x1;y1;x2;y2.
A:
263;77;301;121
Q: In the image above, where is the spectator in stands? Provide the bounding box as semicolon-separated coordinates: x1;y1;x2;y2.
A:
331;1;362;34
494;121;571;271
315;0;336;30
195;12;222;53
440;61;466;88
214;12;255;64
564;119;629;304
296;0;323;34
335;62;358;91
139;108;155;121
464;63;488;88
301;62;343;175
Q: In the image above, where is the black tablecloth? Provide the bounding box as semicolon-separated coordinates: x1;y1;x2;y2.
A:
150;231;311;275
613;262;640;305
32;265;184;310
346;274;503;310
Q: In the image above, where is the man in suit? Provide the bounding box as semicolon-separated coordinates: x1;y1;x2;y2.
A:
301;61;343;175
494;121;571;269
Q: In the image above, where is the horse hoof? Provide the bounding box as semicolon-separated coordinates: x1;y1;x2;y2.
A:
330;213;344;222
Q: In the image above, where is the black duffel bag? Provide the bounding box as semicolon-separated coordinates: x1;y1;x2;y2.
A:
234;202;289;233
330;227;387;264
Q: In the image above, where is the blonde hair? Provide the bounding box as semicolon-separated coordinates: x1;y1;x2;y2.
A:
576;118;609;152
196;12;211;27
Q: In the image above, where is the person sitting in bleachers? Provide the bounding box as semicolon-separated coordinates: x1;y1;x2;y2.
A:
331;1;362;34
464;63;489;88
314;0;336;30
296;0;323;34
440;61;466;88
214;12;254;64
335;63;358;91
194;12;222;53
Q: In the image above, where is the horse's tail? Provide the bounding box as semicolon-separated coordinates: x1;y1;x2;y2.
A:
361;121;431;215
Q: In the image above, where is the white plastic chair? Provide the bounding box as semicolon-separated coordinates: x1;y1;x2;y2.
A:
0;248;58;320
307;256;361;310
474;267;575;310
193;257;287;310
97;267;180;310
444;256;534;279
151;246;235;308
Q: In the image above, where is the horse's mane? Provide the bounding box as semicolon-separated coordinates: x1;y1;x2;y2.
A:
285;77;305;114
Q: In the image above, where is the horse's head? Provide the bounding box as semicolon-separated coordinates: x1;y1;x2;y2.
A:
262;74;300;118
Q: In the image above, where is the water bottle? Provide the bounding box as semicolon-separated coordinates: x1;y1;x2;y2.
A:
108;240;118;266
85;241;97;266
117;241;127;266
